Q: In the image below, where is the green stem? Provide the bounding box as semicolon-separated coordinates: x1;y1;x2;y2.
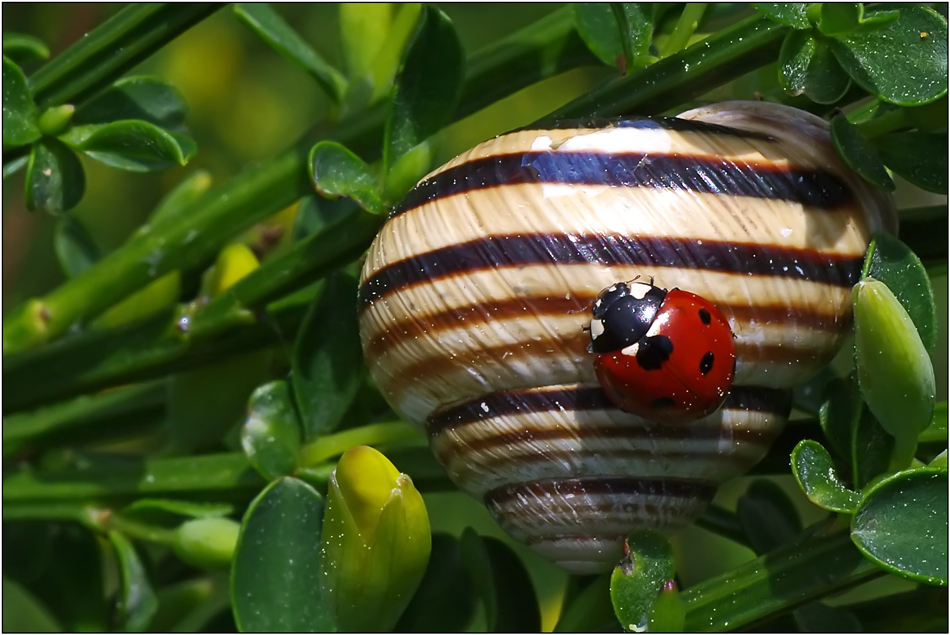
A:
659;3;709;58
99;509;178;545
29;3;221;109
3;381;166;456
1;446;452;504
549;14;787;120
854;106;911;140
611;4;635;73
682;524;883;631
299;421;424;467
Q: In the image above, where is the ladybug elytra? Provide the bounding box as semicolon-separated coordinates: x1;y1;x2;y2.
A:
588;279;736;421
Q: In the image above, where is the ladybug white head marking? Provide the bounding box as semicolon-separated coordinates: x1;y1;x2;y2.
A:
627;282;653;300
590;318;605;340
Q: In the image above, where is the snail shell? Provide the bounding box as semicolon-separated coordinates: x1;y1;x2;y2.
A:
358;101;896;574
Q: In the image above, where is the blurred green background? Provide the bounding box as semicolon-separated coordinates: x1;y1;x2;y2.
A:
3;4;946;631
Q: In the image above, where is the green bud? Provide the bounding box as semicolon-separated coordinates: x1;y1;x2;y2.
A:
647;580;685;633
321;446;431;632
854;279;936;444
199;243;259;298
38;104;74;136
173;517;240;570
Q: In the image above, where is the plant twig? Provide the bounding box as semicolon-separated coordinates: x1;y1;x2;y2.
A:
659;3;709;58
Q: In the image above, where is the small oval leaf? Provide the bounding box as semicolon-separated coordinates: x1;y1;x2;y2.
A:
752;3;811;29
610;530;676;633
737;479;801;555
851;467;948;585
25;139;85;214
293;272;366;439
874;132;948;194
832;6;948;107
2;55;40;148
854;278;936;442
396;533;477;632
240;380;302;480
385;5;464;170
309;140;383;214
61;120;196;173
230;477;333;632
791;440;862;512
830;115;895;191
779;30;851;104
73;76;189;130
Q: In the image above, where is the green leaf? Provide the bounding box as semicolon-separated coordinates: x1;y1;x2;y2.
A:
109;531;158;632
240;380;302;480
778;30;851;104
122;499;234;528
874;132;948;194
736;479;801;554
862;232;937;354
609;530;677;632
851;467;948;585
816;3;863;37
368;4;423;104
574;3;652;69
25;139;85;214
820;376;859;460
554;574;621;632
309;140;383;214
791;440;862;512
53;215;100;278
384;5;464;171
395;533;477;632
147;170;212;226
751;3;810;29
459;528;541;632
2;32;50;63
830;115;895;191
2;576;61;633
233;3;347;103
292;272;365;440
2;55;40;148
60;120;196;173
907;95;948;133
854;279;936;444
832;6;948;106
73;76;188;130
231;477;333;632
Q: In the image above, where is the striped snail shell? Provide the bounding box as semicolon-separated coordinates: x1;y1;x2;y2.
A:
358;101;896;574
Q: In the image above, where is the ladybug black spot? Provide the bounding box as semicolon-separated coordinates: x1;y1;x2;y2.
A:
698;308;711;325
635;335;674;370
700;351;715;375
651;397;676;409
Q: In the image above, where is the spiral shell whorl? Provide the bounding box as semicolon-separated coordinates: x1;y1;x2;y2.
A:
358;102;896;572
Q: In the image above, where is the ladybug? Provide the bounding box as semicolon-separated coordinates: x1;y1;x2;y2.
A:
587;279;736;422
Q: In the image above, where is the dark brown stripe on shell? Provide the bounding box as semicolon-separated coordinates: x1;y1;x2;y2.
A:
358;234;863;308
393;151;853;218
363;295;844;362
426;385;791;436
484;477;717;509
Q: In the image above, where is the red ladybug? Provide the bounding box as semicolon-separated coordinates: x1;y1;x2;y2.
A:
587;279;736;422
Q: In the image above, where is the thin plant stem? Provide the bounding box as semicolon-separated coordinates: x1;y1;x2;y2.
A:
660;3;709;58
299;421;424;467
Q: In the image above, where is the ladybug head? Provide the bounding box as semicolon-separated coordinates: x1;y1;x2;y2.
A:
588;281;667;354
